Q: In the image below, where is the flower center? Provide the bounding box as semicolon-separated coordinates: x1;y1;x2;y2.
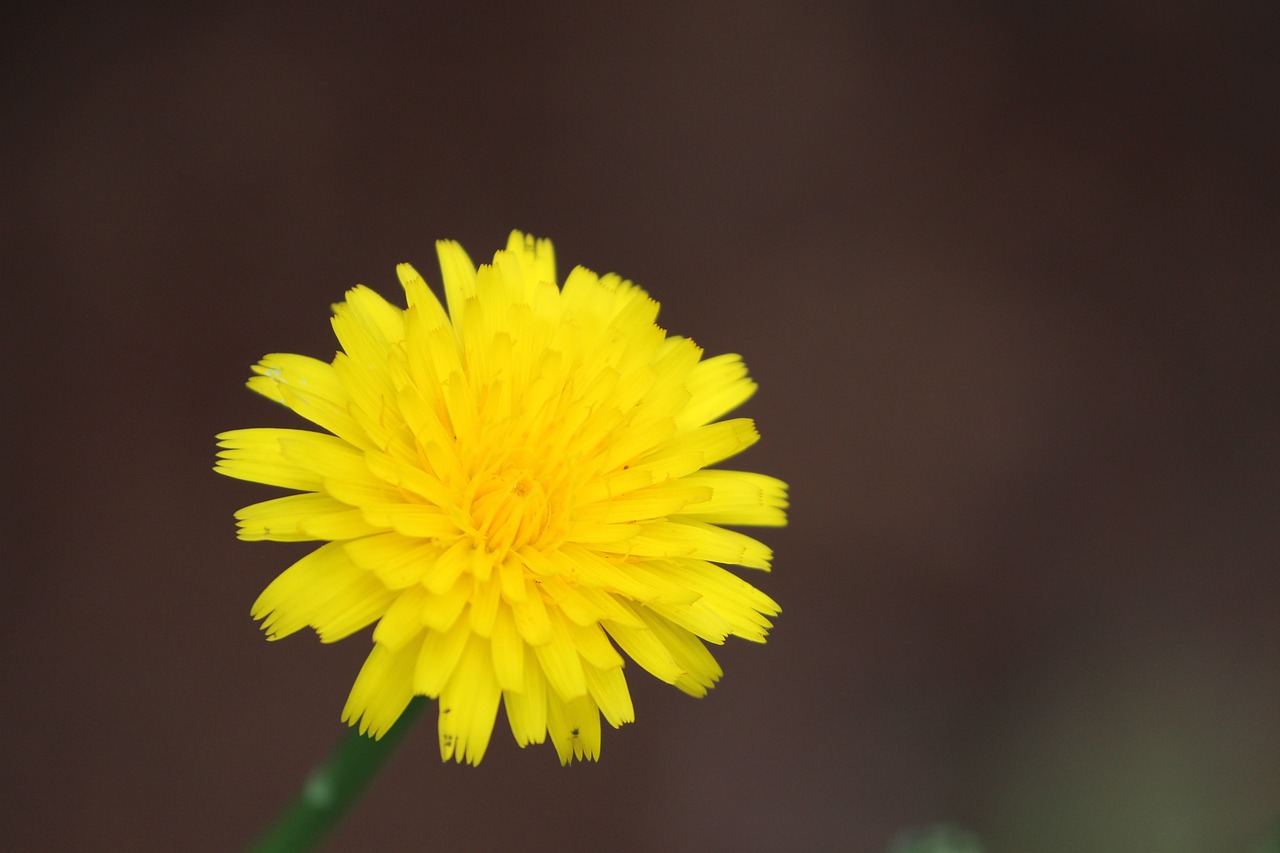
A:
469;467;549;554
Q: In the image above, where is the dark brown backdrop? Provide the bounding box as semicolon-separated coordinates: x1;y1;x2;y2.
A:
4;3;1278;851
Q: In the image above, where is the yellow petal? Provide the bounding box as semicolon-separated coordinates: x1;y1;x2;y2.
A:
675;353;757;429
340;639;419;738
583;663;634;728
435;239;477;327
371;585;430;651
674;470;789;527
489;604;525;692
503;645;548;747
234;493;367;542
438;634;502;765
251;541;393;642
547;692;602;764
413;618;471;696
533;610;588;701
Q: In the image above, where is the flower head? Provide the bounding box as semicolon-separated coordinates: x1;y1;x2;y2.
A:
216;232;786;764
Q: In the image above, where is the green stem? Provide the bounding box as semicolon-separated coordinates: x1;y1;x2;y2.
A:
249;698;427;853
1258;821;1280;853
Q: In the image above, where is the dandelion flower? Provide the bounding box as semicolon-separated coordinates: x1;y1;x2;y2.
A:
215;232;786;765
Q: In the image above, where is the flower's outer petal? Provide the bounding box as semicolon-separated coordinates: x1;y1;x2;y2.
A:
341;641;419;738
574;481;712;524
331;351;414;456
635;606;724;698
551;544;666;603
583;662;634;728
563;617;624;670
358;501;458;539
631;418;760;479
234;492;383;542
638;337;700;419
218;425;371;491
503;644;548;747
299;509;386;541
343;533;439;589
598;417;678;472
621;519;774;570
490;604;525;693
656;558;780;643
533;608;589;701
435;239;478;327
559;266;604;325
562;266;656;331
246;355;373;447
675;353;758;429
215;429;324;491
413;617;471;697
402;316;464;415
438;633;502;765
505;230;556;294
574;419;760;506
245;353;347;407
601;615;686;688
396;262;450;324
309;576;397;644
251;541;395;642
547;692;602;764
371;585;430;652
673;470;789;527
541;577;646;628
218;427;371;498
331;285;405;371
645;596;735;644
481;253;522;320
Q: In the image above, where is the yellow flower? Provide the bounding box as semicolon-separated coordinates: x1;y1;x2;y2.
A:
215;232;786;765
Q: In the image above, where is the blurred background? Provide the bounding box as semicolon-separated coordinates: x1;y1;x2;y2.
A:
4;3;1278;851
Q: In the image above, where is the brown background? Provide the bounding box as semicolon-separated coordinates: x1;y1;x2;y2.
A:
4;3;1279;851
